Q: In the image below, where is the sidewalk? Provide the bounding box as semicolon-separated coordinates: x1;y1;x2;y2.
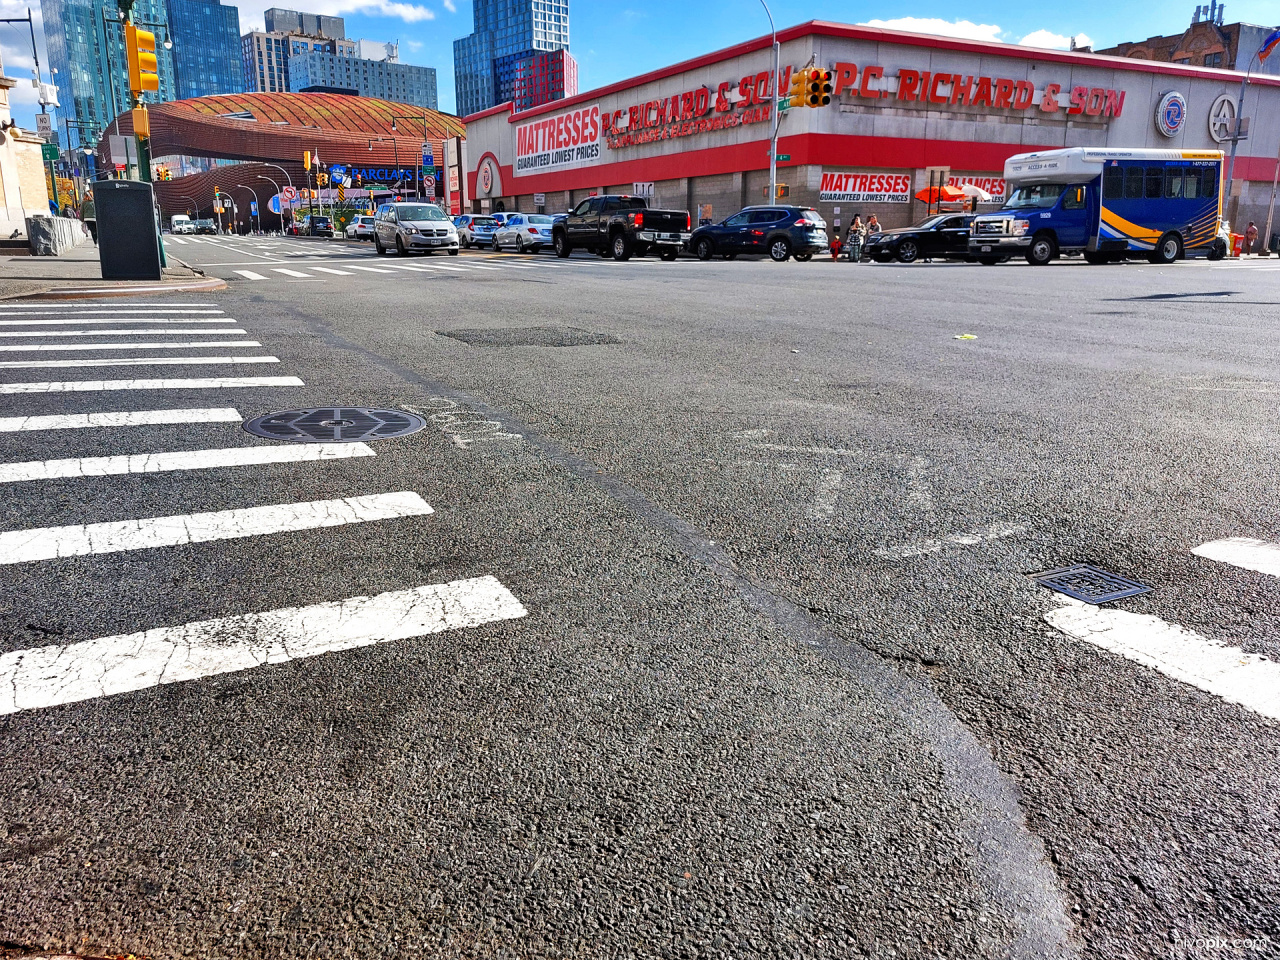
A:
0;242;225;299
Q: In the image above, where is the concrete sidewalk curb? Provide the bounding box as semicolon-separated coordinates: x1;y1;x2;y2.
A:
6;275;227;301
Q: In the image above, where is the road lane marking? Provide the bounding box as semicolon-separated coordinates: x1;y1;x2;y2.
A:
0;575;526;716
0;328;246;337
0;408;242;432
0;340;261;352
1193;538;1280;578
0;319;235;326
310;267;353;276
346;265;395;273
0;441;376;483
234;270;267;280
0;356;280;369
407;262;466;272
166;237;188;244
0;308;223;315
1045;598;1280;721
272;268;313;278
876;523;1028;559
0;376;304;394
0;490;431;565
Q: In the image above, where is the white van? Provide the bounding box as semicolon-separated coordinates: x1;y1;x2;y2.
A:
170;214;195;234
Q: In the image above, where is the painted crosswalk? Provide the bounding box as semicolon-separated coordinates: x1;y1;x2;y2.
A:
219;253;569;282
0;301;528;717
1043;537;1280;722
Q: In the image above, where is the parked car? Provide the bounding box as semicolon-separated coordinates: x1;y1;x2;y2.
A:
494;213;556;252
344;215;376;240
689;205;829;262
373;201;460;256
552;195;690;261
865;214;976;263
195;219;217;235
299;214;334;238
454;214;499;249
170;214;195;234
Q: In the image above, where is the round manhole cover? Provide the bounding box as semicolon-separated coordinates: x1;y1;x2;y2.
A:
243;408;427;443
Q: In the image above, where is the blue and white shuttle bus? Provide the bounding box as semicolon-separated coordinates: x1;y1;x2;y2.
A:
969;148;1226;265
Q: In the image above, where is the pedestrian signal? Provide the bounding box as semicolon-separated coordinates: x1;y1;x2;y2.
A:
125;25;159;95
787;68;807;108
805;69;833;107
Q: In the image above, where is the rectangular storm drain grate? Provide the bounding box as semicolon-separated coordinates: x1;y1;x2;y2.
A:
437;326;620;347
1032;564;1152;604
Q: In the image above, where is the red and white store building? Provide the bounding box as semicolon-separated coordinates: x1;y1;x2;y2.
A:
463;19;1280;233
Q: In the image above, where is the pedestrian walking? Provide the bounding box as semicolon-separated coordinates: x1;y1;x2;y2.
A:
1246;221;1259;256
81;191;97;245
844;215;865;262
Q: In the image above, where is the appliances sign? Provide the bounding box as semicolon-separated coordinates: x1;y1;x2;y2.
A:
515;105;602;174
820;172;912;203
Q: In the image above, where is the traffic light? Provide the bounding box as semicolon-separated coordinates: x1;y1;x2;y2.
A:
125;25;159;96
787;68;807;109
318;172;328;187
303;150;311;170
353;172;362;187
805;69;833;107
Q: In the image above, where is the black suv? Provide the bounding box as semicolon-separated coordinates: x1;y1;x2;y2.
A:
689;205;829;262
302;214;334;238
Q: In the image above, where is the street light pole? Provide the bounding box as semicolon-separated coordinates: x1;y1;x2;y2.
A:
1223;49;1263;218
258;175;283;232
261;162;294;227
760;0;779;204
236;184;260;233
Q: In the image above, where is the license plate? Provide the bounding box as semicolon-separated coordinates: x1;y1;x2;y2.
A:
981;245;991;253
430;239;442;245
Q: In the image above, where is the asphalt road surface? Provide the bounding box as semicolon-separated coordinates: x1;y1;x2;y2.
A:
1;236;1278;960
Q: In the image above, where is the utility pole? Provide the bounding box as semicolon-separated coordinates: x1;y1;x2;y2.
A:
759;0;779;203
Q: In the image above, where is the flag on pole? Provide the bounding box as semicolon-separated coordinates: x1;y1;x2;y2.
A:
1259;27;1280;62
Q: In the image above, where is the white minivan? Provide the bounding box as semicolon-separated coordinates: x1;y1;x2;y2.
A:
170;215;195;234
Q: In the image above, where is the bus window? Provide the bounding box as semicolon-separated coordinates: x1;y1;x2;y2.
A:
1103;168;1123;199
1165;169;1184;198
1125;167;1144;199
1145;167;1164;199
1202;168;1218;198
1184;172;1200;198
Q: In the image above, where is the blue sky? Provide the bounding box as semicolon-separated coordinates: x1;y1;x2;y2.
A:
2;0;1279;131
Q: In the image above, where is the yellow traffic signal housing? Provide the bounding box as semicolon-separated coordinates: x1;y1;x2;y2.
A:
303;150;311;170
125;25;159;96
805;69;833;107
787;68;807;108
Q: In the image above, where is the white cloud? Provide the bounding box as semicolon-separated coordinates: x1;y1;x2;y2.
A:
404;39;423;51
442;0;456;11
861;17;1003;43
1020;29;1093;50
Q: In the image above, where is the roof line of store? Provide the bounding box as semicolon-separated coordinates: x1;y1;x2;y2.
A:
463;18;1280;126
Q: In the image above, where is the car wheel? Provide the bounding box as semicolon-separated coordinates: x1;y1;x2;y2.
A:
769;238;791;262
1149;232;1181;265
695;238;714;261
395;235;407;256
554;232;571;258
611;232;631;261
660;248;678;261
1025;233;1056;266
517;235;527;253
794;252;813;262
374;235;386;255
461;236;470;249
896;240;919;264
1206;238;1227;261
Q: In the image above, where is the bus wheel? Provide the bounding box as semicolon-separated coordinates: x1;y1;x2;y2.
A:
1149;232;1182;265
1025;233;1056;266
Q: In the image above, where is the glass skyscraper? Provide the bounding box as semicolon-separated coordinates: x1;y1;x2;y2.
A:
41;0;178;149
165;0;246;99
453;0;570;116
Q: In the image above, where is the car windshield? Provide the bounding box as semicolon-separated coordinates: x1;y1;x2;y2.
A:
1005;183;1065;209
527;215;554;224
473;218;497;226
397;205;446;221
911;216;950;230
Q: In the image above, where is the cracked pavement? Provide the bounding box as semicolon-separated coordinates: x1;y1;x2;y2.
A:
0;247;1278;958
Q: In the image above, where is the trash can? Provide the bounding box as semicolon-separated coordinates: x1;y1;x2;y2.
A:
95;179;162;281
1230;233;1244;258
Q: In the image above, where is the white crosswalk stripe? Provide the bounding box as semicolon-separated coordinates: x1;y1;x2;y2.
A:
0;340;261;352
347;265;395;274
311;266;353;276
272;268;314;278
0;318;233;326
0;376;304;394
0;408;243;432
0;356;280;369
0;441;376;483
0;328;245;337
235;270;268;280
0;576;526;716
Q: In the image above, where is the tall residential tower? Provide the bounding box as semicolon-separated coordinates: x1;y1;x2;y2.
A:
454;0;575;116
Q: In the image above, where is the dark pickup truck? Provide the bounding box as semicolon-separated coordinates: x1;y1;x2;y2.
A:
552;195;691;261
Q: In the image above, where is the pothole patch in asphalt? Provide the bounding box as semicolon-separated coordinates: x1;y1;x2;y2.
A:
436;326;620;347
